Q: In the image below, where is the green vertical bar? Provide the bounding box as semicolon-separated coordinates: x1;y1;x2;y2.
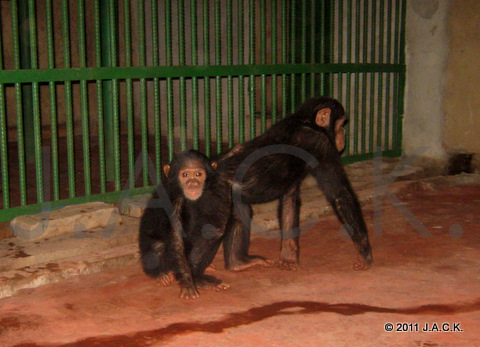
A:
271;0;277;124
166;0;174;161
345;0;352;154
138;0;148;186
124;0;135;188
238;0;245;143
100;0;118;183
329;0;335;94
106;0;120;190
151;0;161;183
369;0;377;152
309;0;315;96
260;0;266;133
249;0;256;139
300;0;306;101
319;0;327;95
376;0;385;150
78;0;91;196
353;0;361;155
260;72;267;132
379;0;385;62
289;1;295;112
11;0;27;205
45;0;59;200
371;0;377;62
203;0;211;156
215;0;222;154
336;0;344;106
281;0;287;118
27;0;43;203
0;25;9;208
361;72;367;153
393;0;401;65
191;0;199;150
113;78;121;191
384;0;393;149
361;0;369;153
17;0;35;164
0;84;8;208
61;0;76;198
179;0;187;151
394;0;406;152
94;0;106;193
260;0;266;64
227;0;234;147
363;0;369;63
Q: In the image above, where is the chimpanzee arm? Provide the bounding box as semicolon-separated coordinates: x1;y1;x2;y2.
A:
309;161;373;269
278;182;302;270
169;201;200;299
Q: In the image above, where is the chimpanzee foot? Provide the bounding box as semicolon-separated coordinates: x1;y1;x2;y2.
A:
199;281;231;292
277;258;299;271
205;263;216;272
279;239;299;270
158;272;175;286
229;256;275;272
178;285;200;299
196;275;230;292
353;255;373;271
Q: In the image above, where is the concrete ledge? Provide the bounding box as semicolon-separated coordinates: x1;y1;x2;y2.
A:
10;202;122;240
0;244;139;299
120;196;150;218
0;216;138;273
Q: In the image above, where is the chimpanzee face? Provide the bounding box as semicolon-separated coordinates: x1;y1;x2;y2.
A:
177;160;207;201
315;108;348;152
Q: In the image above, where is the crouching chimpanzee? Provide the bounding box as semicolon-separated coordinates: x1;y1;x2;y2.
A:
217;96;373;271
139;150;231;299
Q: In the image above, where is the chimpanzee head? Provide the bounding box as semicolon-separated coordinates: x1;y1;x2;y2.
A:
298;96;348;152
163;150;217;201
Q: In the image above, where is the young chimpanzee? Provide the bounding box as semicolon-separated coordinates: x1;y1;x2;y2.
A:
217;96;373;272
139;150;231;299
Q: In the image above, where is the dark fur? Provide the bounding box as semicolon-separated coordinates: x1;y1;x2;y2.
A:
139;150;231;295
217;96;373;270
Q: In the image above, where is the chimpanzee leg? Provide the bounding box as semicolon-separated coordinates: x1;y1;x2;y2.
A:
278;183;302;270
223;203;274;271
187;235;230;291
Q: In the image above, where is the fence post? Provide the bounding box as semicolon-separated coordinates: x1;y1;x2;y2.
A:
100;0;118;182
18;0;34;164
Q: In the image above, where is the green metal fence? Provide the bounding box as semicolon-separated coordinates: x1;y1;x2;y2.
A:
0;0;406;222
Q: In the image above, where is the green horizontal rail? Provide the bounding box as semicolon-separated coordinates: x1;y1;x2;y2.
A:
0;63;405;83
0;186;155;223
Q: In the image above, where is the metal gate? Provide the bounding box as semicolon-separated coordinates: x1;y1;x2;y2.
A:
0;0;406;222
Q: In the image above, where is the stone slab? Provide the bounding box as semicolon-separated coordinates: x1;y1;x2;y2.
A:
10;202;122;240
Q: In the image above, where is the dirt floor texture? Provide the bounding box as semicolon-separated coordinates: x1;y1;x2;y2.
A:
1;184;480;346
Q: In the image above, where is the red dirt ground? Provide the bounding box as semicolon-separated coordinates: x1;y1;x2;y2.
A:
1;184;480;346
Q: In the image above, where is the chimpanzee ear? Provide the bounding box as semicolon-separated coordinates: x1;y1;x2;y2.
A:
211;162;218;169
163;165;170;177
315;108;331;128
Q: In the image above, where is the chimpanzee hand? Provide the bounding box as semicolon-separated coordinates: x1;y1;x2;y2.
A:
179;285;200;299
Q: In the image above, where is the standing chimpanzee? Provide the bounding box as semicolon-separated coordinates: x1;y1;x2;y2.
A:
139;150;231;299
217;96;373;271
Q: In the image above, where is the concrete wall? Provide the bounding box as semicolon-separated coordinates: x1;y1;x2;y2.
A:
403;0;450;162
443;1;480;154
404;0;480;165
